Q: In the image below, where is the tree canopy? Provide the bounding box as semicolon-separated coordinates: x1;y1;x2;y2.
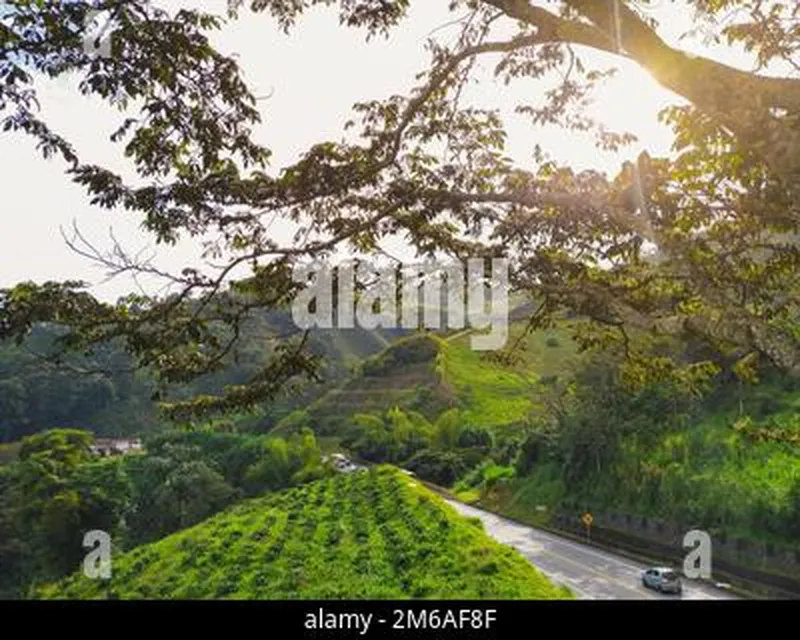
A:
2;0;800;420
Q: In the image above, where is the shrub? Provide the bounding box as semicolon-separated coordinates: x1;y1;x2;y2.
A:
291;464;329;486
456;425;493;449
513;432;549;475
481;464;515;489
362;336;439;377
405;449;468;486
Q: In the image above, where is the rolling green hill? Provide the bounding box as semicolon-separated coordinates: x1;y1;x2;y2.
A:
275;318;584;434
274;316;800;566
435;323;582;427
36;466;572;600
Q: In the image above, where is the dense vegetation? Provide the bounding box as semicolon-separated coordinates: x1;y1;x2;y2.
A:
3;311;798;598
2;0;800;600
36;466;571;600
271;321;800;559
450;336;800;556
0;427;333;598
487;360;800;548
0;318;404;442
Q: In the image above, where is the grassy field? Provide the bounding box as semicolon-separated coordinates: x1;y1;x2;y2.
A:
437;322;583;428
37;466;573;600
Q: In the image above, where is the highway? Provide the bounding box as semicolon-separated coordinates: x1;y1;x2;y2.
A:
444;498;740;600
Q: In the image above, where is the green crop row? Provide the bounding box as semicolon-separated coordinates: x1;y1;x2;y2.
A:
36;466;571;600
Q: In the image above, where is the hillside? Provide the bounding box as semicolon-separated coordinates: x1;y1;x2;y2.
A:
276;320;582;434
0;313;408;443
272;317;799;578
36;466;572;600
435;324;581;427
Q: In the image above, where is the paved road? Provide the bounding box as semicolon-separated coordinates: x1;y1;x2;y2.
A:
445;499;740;600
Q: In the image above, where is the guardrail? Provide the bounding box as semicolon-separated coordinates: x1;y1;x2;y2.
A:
549;512;800;600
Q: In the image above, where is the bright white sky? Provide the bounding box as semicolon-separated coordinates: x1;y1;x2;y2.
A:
0;1;756;302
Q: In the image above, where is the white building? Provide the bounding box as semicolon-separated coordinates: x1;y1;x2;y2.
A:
89;437;143;457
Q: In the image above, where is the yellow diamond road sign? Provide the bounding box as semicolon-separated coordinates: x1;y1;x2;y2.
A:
582;512;593;527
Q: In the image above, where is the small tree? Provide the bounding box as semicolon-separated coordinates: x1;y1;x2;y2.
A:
433;409;462;450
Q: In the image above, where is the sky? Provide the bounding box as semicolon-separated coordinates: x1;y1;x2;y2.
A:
0;0;756;302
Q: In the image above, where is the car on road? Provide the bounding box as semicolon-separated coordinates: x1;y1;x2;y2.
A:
324;453;365;473
641;567;683;595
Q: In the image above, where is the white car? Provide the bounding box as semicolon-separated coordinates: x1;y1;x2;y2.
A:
324;453;367;473
332;456;357;473
641;567;683;595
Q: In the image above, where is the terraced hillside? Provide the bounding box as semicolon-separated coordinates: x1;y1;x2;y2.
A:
310;362;443;415
37;466;572;600
277;334;454;433
278;320;583;434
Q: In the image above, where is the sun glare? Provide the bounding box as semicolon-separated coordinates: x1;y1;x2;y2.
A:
592;63;681;162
